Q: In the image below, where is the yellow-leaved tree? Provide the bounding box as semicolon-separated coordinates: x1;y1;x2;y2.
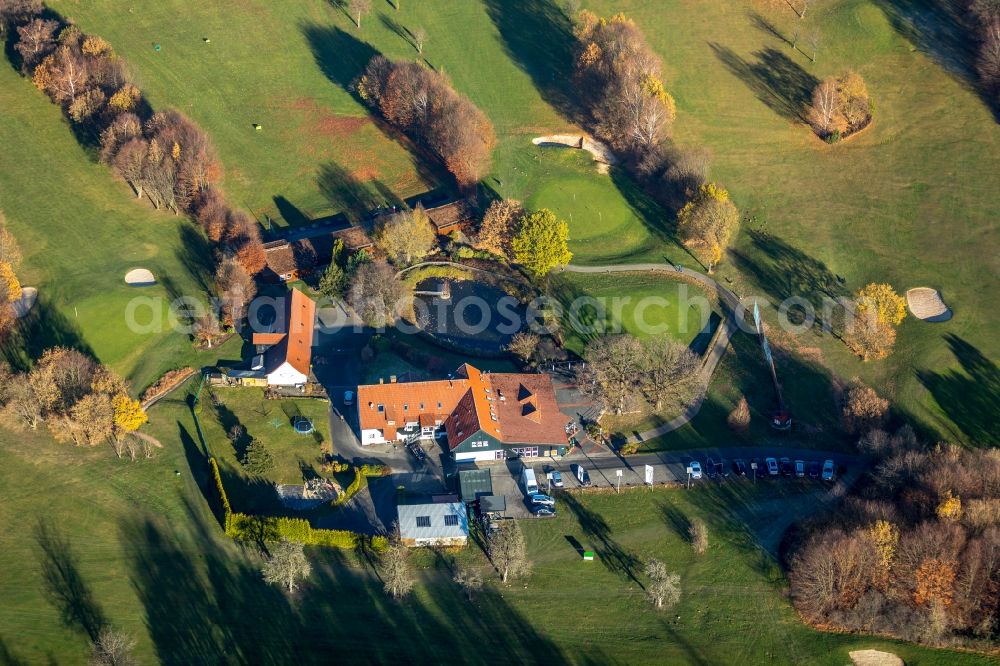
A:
112;393;148;435
846;283;906;361
677;183;739;273
512;208;572;278
936;490;962;522
0;261;21;301
868;520;899;589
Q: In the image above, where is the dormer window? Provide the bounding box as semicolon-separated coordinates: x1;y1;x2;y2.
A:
403;403;408;411
377;404;385;413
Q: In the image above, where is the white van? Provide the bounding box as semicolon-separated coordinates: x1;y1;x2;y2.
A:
522;467;538;495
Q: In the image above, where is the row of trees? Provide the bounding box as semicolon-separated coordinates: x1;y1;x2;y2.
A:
808;71;873;141
0;211;23;335
357;56;496;188
571;11;739;272
579;334;700;416
2;3;266;336
0;347;148;452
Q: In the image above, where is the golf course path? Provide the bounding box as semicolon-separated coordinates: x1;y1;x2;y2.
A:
559;263;746;443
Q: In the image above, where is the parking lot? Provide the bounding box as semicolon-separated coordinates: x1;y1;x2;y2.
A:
475;448;855;521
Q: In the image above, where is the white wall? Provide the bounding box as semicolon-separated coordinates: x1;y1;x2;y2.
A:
266;362;307;386
362;429;387;446
454;450;500;463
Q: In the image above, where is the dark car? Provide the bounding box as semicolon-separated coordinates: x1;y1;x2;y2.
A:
530;504;556;517
705;457;718;479
808;461;821;479
406;441;426;462
572;464;591;487
717;459;729;478
733;459;747;477
780;457;793;477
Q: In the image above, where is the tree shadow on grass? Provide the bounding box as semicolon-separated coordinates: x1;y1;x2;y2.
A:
316;161;381;225
379;13;416;51
124;494;578;664
917;334;1000;446
872;0;1000;122
748;10;790;46
0;295;94;371
710;44;818;123
177;224;215;298
482;0;579;121
731;229;849;331
35;521;106;642
560;492;643;585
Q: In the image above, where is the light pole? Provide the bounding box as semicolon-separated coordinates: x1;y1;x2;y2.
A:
615;469;622;494
751;460;757;485
685;465;692;490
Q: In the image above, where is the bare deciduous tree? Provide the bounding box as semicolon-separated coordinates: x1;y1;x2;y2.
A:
580;334;645;415
348;0;371;28
488;519;529;583
644;559;681;609
90;626;138;666
506;331;540;365
261;539;312;594
689;518;709;555
842;379;889;434
412;26;427;54
381;542;414;600
348;260;407;328
215;257;256;327
640;337;700;411
453;566;483;601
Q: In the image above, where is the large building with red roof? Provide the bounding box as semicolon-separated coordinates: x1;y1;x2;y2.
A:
357;364;568;462
250;288;316;386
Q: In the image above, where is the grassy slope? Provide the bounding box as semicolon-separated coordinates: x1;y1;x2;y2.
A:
0;383;992;664
0;65;239;390
578;0;999;444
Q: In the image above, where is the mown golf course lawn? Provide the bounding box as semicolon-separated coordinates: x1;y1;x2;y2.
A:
0;381;993;664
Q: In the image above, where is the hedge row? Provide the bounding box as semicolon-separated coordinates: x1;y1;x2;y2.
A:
206;458;381;550
333;467;367;507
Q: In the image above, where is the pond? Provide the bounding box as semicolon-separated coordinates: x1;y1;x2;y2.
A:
413;278;527;355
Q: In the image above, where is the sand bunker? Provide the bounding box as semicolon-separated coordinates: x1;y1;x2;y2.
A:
849;649;904;666
125;268;156;286
13;287;37;319
532;134;618;172
906;287;952;322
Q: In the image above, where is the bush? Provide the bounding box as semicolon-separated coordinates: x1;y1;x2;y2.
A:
333;467;368;506
225;512;359;549
619;441;640;455
360;463;389;477
208;457;232;524
825;130;841;144
140;367;195;404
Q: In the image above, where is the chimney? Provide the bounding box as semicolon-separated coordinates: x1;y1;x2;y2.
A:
379;378;384;384
390;375;397;383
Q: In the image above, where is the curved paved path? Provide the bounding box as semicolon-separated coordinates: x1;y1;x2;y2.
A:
559;263;747;443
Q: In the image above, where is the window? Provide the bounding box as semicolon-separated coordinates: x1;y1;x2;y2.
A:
444;515;459;527
437;402;443;409
403;403;408;411
415;516;431;527
419;403;425;410
377;404;384;413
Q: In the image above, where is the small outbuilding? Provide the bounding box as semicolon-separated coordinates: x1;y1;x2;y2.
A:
397;500;469;548
458;468;493;504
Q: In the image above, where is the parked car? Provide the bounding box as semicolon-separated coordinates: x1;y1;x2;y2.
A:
808;460;821;479
705;457;718;479
572;464;592;487
550;470;564;488
717;459;729;478
779;457;793;477
528;493;555;507
406;440;426;462
732;459;747;477
343;390;354;406
688;461;703;480
794;460;805;478
766;457;779;476
822;459;836;482
530;504;556;517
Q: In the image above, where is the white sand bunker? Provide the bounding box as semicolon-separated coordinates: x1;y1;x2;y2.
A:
13;287;37;319
125;268;156;286
849;649;904;666
906;287;952;322
533;134;618;172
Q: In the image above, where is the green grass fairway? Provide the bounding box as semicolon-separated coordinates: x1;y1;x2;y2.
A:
0;65;238;390
517;148;687;265
0;385;991;664
549;271;718;356
577;0;1000;445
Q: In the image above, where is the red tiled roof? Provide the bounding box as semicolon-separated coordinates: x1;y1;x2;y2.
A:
263;288;315;376
359;365;564;448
